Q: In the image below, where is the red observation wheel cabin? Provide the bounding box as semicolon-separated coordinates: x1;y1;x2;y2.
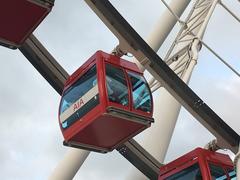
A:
159;148;236;180
0;0;54;48
58;51;154;153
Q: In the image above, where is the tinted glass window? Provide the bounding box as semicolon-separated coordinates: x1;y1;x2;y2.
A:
166;163;202;180
227;168;236;180
60;65;99;129
127;72;152;113
209;164;227;180
61;65;97;114
106;64;129;106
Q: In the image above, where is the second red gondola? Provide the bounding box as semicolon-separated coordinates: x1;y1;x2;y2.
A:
0;0;54;48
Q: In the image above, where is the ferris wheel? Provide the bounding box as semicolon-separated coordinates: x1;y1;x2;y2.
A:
0;0;240;179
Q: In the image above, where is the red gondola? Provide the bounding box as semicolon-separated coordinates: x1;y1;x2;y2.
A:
0;0;54;48
159;148;235;180
59;51;154;153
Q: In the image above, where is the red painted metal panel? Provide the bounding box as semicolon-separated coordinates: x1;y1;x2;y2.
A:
0;0;53;48
159;158;200;180
72;114;147;151
158;148;234;179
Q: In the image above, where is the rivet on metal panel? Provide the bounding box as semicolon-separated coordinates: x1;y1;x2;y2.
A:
118;146;127;155
194;99;204;109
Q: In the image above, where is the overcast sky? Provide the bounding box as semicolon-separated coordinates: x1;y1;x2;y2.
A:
1;0;240;180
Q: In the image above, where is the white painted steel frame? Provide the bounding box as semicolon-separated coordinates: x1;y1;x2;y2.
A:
127;1;220;179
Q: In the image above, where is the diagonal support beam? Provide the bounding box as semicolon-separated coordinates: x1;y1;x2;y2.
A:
84;0;240;153
117;139;162;179
19;34;162;179
19;34;68;95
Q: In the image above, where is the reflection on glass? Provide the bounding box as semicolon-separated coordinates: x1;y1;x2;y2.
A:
227;169;236;180
127;72;151;113
60;65;97;114
105;63;129;106
209;163;227;180
166;163;202;180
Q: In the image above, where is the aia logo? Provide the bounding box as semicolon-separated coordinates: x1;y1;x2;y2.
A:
73;99;84;111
